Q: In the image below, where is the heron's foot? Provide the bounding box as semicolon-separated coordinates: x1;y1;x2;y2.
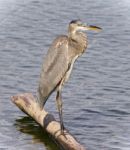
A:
60;124;68;139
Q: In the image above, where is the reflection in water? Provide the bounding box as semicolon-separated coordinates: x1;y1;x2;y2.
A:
14;116;59;150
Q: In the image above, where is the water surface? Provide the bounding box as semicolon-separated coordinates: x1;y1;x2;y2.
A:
0;0;130;150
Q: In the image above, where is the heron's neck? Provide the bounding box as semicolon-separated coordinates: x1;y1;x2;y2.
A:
68;31;88;52
68;30;78;40
69;31;85;41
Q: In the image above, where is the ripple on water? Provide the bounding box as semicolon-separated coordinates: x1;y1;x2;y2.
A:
0;0;130;150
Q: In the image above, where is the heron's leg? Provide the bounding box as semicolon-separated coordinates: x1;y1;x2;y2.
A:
56;86;65;134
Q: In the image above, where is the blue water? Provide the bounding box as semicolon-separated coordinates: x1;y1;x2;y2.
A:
0;0;130;149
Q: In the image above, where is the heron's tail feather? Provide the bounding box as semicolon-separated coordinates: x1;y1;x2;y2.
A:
36;83;57;109
36;87;48;109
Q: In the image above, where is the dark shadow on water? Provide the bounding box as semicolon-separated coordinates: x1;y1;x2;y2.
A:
14;116;59;150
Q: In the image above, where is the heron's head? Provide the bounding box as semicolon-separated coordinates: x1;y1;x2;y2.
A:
69;20;102;34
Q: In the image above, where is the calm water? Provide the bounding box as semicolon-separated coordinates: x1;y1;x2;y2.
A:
0;0;130;150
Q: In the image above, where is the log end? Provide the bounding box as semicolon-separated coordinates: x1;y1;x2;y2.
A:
11;93;35;105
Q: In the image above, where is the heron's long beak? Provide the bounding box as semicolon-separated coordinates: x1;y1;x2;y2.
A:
83;25;102;32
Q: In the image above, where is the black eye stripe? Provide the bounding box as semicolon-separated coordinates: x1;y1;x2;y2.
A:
70;19;81;25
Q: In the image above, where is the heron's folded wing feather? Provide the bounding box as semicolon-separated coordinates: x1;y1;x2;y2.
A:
40;36;69;89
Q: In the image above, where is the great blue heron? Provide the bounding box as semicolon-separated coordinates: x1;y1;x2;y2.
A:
37;20;101;134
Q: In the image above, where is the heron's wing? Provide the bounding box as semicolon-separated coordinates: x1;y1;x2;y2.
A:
39;35;69;94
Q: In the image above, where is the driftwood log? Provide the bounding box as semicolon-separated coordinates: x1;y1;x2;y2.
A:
11;93;86;150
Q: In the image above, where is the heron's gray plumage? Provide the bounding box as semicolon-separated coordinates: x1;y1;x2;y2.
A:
37;20;101;133
38;35;69;106
37;31;87;106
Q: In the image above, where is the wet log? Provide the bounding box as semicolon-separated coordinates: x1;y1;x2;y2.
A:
11;93;86;150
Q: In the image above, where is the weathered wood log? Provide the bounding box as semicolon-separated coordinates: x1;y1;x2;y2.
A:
11;93;86;150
